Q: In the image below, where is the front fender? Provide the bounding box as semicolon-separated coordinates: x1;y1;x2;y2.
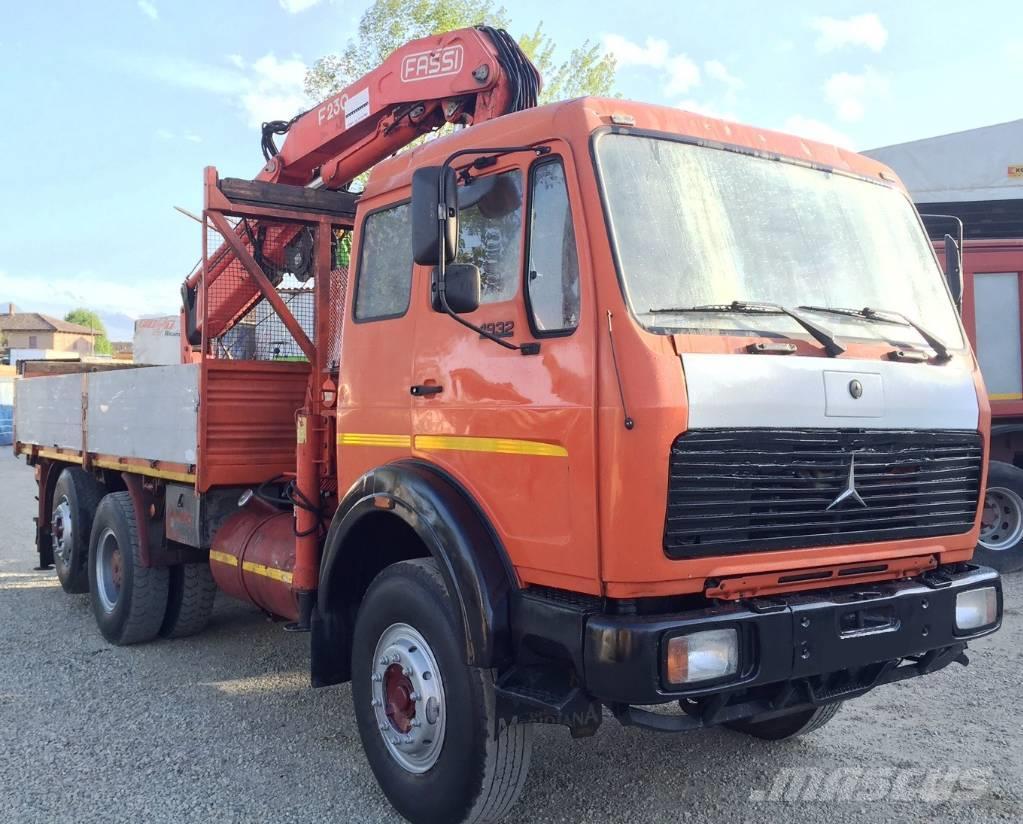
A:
314;460;516;685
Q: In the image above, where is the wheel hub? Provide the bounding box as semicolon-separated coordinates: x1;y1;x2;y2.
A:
370;623;447;774
95;528;123;613
383;663;416;733
979;486;1023;552
51;498;73;564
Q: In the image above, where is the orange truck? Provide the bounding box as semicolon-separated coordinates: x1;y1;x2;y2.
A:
14;27;1003;824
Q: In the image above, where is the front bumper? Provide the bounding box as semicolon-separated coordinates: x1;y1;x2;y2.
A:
508;564;1001;726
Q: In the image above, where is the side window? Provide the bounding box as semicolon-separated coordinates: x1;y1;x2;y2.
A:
457;170;523;304
526;161;580;334
354;202;413;321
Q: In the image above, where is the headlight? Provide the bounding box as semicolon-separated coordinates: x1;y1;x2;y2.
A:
666;628;738;685
955;587;998;631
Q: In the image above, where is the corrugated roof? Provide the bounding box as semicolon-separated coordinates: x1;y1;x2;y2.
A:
0;313;98;334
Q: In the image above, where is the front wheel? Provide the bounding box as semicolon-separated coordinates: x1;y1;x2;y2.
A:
976;461;1023;573
351;559;532;824
724;702;842;740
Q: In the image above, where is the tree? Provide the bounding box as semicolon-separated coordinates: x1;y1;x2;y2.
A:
304;0;616;104
64;308;113;355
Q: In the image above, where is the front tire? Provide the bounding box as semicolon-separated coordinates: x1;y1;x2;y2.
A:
50;467;103;594
976;461;1023;573
351;559;532;824
725;702;842;740
87;492;169;645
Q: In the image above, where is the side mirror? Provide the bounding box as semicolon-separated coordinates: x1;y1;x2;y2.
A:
943;233;962;309
432;263;480;314
411;166;457;266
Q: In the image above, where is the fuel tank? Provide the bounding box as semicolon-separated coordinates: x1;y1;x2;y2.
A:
209;500;298;621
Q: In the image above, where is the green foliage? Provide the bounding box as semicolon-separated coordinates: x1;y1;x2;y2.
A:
517;23;617;103
64;308;113;355
304;0;616;103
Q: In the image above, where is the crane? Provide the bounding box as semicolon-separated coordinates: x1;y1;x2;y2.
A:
183;26;541;348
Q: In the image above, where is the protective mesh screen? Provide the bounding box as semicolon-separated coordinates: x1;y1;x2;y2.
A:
204;220;317;361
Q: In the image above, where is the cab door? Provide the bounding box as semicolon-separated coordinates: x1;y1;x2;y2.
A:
410;150;599;593
336;197;417;492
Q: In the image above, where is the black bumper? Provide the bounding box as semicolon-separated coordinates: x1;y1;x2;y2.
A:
511;565;1002;715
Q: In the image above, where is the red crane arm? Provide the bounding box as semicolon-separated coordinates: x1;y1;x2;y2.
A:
186;26;539;347
259;26;540;189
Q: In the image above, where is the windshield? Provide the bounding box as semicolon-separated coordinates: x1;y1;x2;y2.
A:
594;133;964;349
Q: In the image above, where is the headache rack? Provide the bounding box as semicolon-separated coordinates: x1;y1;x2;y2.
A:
664;428;983;558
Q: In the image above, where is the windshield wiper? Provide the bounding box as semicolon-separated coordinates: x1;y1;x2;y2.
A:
649;300;845;357
798;305;952;363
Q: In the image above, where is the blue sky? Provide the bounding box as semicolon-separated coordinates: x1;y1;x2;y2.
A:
1;1;1020;339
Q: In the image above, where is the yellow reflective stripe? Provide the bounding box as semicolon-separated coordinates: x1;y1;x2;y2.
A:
415;435;568;458
209;550;238;567
241;560;293;585
91;458;196;484
337;433;412;448
990;392;1023;401
32;448;84;464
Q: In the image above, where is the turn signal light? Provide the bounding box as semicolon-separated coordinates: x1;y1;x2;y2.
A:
666;628;738;685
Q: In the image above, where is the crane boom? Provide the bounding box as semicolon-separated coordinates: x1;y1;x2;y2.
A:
259;26;540;189
183;27;540;348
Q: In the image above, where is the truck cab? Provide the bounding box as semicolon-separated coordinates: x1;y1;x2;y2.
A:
305;96;1002;801
333;95;994;597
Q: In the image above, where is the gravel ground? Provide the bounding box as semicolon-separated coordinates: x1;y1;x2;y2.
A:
1;450;1021;823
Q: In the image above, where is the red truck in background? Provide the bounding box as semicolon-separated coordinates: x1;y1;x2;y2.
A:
945;239;1023;571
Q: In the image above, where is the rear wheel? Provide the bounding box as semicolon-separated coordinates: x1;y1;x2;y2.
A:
50;467;103;594
88;493;169;645
725;702;842;740
976;461;1023;573
160;562;217;639
351;558;533;824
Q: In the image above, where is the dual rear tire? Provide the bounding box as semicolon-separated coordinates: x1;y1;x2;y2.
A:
48;470;216;645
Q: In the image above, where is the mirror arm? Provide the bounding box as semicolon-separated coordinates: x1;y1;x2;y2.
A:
434;144;551;353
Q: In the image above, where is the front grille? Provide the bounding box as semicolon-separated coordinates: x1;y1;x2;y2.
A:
664;429;983;558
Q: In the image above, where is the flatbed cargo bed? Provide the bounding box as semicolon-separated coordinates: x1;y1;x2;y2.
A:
14;360;308;489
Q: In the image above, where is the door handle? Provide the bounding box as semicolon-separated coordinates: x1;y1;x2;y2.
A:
410;384;443;397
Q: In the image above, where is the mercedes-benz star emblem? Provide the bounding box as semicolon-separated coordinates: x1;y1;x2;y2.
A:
827;453;868;511
848;379;863;399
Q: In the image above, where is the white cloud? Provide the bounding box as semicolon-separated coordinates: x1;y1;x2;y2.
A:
119;52;308;129
155;128;202;143
782;115;854;149
601;34;670;67
1006;38;1023;67
236;54;309;127
811;14;888;53
602;33;701;95
278;0;322;12
704;60;743;93
824;68;889;122
664;55;701;95
676;99;736;121
0;269;180;329
137;0;158;21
